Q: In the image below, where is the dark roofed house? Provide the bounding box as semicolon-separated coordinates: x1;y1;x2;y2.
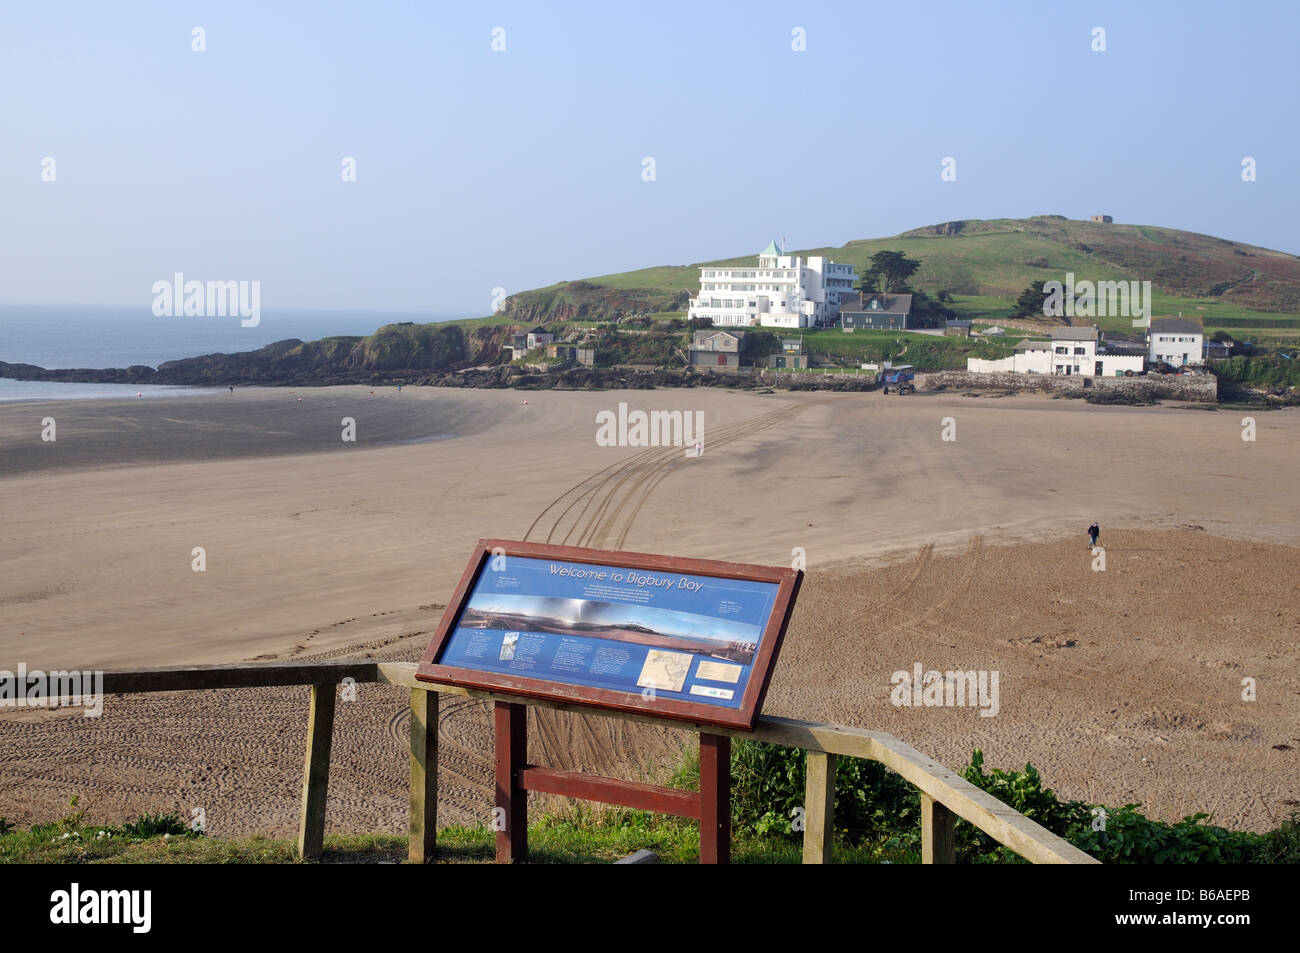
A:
526;326;556;349
1149;316;1205;336
508;325;555;356
839;292;913;330
692;328;746;351
689;328;746;373
1149;315;1204;367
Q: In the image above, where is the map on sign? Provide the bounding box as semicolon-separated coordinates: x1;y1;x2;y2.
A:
637;650;693;694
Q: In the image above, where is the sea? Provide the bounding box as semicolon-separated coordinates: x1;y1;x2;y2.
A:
0;303;465;402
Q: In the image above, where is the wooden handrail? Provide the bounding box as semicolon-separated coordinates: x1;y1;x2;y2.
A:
76;659;1097;864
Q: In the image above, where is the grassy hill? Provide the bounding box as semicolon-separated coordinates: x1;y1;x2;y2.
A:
499;216;1300;338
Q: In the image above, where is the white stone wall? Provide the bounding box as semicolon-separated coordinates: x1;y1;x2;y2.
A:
967;356;1016;373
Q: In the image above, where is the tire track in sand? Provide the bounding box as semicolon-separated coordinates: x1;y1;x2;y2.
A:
501;398;818;793
527;400;812;550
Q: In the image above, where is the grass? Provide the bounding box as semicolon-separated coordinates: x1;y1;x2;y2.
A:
0;811;898;865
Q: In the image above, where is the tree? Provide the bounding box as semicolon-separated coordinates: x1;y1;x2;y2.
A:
906;290;954;329
864;251;921;294
740;330;781;365
1012;280;1050;318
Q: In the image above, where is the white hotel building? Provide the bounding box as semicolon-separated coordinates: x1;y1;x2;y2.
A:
687;240;857;329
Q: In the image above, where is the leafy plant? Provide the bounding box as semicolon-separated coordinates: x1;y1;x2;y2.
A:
59;796;87;831
122;812;192;839
728;740;918;844
1253;810;1300;863
721;743;1290;864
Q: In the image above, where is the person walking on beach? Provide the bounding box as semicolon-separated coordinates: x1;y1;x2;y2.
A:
1088;522;1100;549
228;385;234;395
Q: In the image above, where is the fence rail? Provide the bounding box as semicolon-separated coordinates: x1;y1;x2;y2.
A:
81;659;1095;864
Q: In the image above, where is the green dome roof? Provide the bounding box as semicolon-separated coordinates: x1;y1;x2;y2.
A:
761;239;782;256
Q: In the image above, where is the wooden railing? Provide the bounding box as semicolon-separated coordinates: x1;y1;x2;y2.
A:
85;659;1096;864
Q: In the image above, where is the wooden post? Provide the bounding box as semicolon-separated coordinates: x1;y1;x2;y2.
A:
408;688;438;864
698;733;730;865
921;792;956;864
297;683;336;861
494;701;527;863
802;750;836;864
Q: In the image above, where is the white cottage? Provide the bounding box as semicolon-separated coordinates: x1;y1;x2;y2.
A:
1149;316;1204;367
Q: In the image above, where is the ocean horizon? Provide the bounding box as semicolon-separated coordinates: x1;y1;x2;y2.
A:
0;302;470;368
0;303;470;402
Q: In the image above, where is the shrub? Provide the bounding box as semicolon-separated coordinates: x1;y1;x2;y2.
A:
728;740;918;844
122;812;193;839
723;743;1287;863
1252;810;1300;863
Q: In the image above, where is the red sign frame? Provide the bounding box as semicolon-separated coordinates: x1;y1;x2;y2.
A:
416;539;802;731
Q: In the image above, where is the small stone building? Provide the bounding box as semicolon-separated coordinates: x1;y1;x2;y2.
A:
689;328;746;372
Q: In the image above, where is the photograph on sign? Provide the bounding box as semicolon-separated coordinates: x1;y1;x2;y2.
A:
417;541;801;729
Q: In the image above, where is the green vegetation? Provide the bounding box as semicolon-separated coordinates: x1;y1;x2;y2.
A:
714;742;1296;864
591;329;683;367
1213;354;1300;390
859;250;920;295
1012;280;1050;318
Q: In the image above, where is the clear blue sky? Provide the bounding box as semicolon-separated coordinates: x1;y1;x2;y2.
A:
2;0;1295;315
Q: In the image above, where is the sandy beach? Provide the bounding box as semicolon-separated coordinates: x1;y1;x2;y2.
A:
0;385;1296;835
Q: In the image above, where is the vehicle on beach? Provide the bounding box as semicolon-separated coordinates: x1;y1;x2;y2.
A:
882;368;915;395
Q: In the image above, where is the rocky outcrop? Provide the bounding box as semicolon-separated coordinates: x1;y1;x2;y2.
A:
915;370;1220;402
499;281;685;325
0;323;515;387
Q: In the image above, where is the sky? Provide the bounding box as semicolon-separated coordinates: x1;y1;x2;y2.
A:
2;0;1296;316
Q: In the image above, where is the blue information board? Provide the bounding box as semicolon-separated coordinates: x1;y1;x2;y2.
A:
418;540;802;729
438;554;780;710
